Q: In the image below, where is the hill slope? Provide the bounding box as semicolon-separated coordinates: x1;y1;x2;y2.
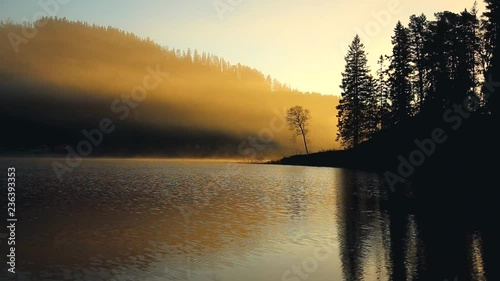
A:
0;18;339;158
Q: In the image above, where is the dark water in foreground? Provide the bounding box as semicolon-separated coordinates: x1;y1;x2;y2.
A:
0;158;498;281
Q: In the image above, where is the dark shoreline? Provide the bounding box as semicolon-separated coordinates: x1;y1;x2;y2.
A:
271;113;498;201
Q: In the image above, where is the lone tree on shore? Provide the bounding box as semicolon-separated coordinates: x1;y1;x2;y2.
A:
286;105;311;154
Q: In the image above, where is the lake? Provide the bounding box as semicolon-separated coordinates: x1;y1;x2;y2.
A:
0;158;497;281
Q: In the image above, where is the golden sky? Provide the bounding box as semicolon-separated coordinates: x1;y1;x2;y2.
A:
1;0;485;95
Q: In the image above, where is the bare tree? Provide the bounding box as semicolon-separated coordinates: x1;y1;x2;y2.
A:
286;106;311;154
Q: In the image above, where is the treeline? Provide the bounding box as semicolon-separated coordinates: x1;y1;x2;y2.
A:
0;17;338;156
337;0;499;148
0;17;297;95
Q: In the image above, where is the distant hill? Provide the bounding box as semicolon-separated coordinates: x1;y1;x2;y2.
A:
0;18;339;158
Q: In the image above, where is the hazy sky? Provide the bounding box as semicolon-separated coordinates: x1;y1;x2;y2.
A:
0;0;484;95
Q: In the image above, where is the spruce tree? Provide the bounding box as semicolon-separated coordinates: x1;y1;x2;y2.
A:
388;21;412;125
408;14;429;112
483;0;500;116
456;9;479;105
375;55;391;130
425;13;457;109
337;35;376;148
425;12;475;108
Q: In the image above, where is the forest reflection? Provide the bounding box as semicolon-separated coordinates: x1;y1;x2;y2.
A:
335;170;499;281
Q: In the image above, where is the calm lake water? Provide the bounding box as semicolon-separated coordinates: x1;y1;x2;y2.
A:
0;158;497;281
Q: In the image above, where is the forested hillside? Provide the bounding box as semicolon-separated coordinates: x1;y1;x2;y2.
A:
0;18;339;158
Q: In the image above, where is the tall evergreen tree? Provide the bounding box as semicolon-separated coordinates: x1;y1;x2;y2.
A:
375;55;391;130
337;35;376;148
408;14;429;111
425;12;461;109
388;21;413;124
483;0;500;116
456;9;479;104
423;12;478;108
469;2;483;98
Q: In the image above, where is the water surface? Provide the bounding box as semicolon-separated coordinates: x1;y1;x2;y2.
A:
0;158;497;281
